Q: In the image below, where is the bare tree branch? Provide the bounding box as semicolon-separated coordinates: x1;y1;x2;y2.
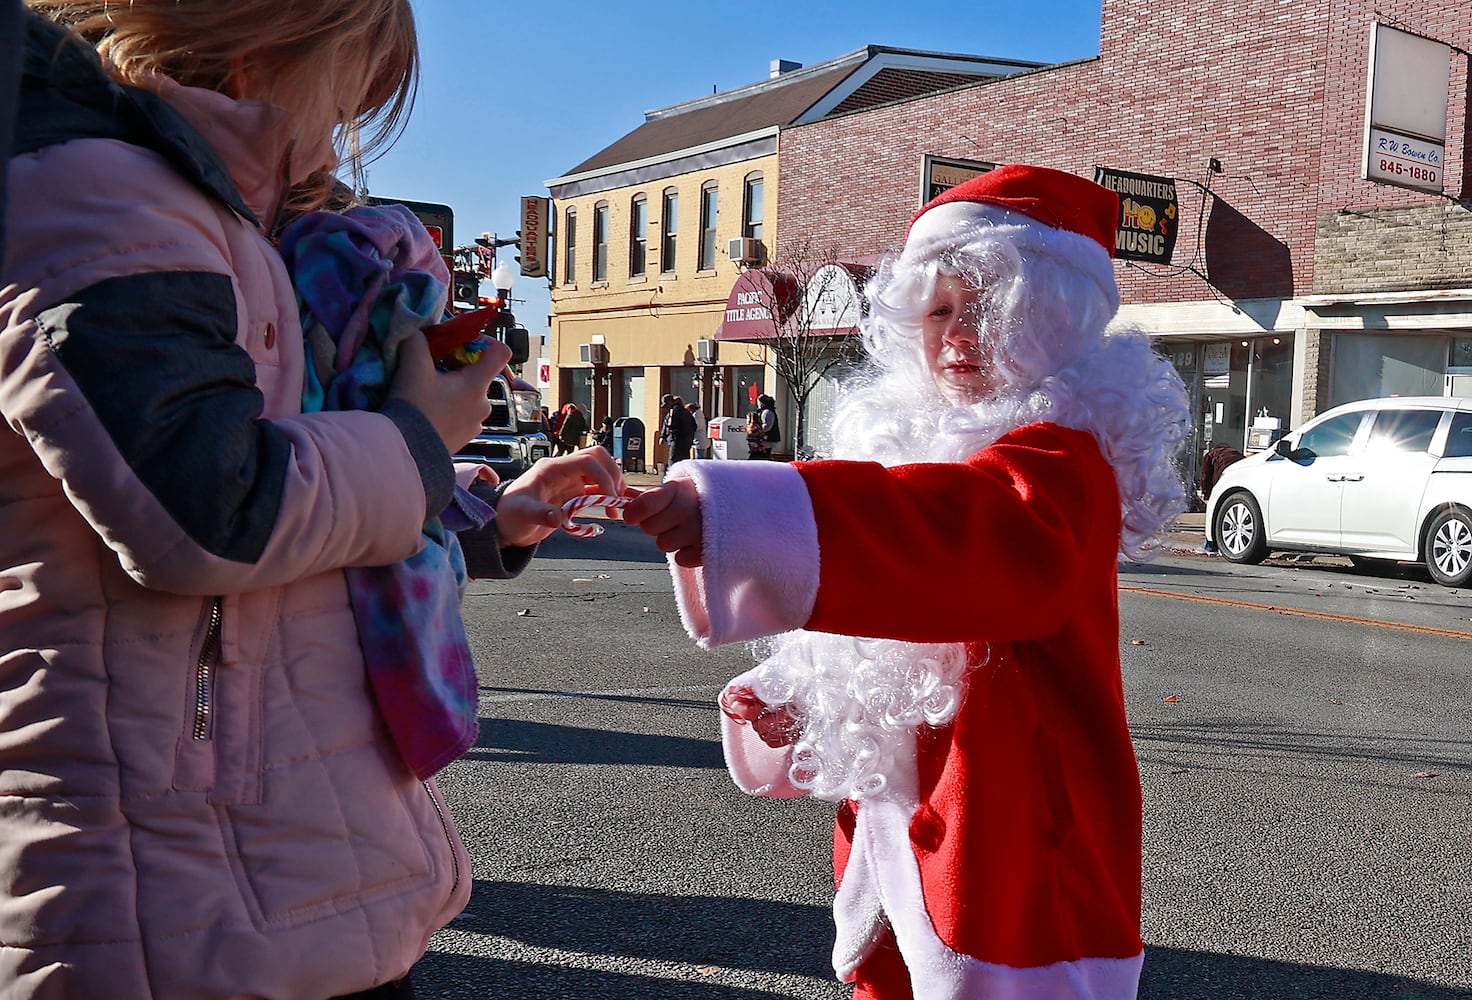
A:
739;242;867;451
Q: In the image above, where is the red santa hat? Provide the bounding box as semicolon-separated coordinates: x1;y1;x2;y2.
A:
902;164;1121;307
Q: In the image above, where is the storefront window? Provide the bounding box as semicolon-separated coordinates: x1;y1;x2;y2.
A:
1194;333;1296;462
667;367;700;408
1330;333;1445;405
1451;337;1472;370
1245;336;1293;450
621;371;645;423
730;366;765;416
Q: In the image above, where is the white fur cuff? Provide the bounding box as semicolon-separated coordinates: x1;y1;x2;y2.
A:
666;459;818;648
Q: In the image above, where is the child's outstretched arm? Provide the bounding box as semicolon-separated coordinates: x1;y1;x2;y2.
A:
623;460;816;648
623;479;703;567
493;446;626;548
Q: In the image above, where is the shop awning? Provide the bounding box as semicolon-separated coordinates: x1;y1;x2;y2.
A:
716;268;801;340
715;262;870;341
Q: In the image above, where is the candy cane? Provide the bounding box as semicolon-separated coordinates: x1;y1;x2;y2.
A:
560;494;631;538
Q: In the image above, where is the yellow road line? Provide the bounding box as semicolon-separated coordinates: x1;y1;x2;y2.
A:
1118;583;1472;641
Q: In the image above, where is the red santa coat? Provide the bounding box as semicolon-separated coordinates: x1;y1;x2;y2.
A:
668;422;1144;1000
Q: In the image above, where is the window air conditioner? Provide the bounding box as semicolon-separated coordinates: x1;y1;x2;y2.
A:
696;338;718;365
727;237;764;264
578;343;608;365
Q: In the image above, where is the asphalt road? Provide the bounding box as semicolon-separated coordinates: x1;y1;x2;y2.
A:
413;524;1472;999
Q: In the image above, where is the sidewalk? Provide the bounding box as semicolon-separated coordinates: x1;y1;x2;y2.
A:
1166;511;1207;554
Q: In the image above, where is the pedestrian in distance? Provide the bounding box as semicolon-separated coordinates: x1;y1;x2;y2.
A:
688;400;710;459
556;401;587;456
626;164;1189;1000
663;393;696;466
1198;442;1246;554
745;409;770;460
756;392;781;451
1;3;623;998
594;415;615;452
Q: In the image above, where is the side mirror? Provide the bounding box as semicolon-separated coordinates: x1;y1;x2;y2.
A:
1274;437;1295;458
501;324;530;366
491;304;530;365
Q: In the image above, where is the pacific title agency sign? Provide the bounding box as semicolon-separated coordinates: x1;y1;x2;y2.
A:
1093;167;1180;264
719;268;801;340
725;289;774;326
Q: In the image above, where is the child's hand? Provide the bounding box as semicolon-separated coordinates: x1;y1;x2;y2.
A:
622;479;703;567
390;333;512;454
494;447;626;548
719;685;803;748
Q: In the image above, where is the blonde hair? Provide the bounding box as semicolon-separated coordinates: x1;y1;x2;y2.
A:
28;0;418;210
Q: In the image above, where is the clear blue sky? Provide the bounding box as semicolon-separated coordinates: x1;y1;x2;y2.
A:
365;0;1105;339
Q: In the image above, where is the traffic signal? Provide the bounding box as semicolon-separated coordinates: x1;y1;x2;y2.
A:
513;230;523;268
452;270;478;306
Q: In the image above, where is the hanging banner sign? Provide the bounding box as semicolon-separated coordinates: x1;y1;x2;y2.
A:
519;196;550;278
1093;166;1180;264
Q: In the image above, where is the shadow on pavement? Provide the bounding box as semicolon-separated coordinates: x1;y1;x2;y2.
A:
412;880;839;999
415;952;820;999
466;716;726;770
480;685;713;710
1132;719;1472;774
465;880;833;977
1120;560;1225;579
1142;944;1472;999
415;915;1471;1000
530;523;669;564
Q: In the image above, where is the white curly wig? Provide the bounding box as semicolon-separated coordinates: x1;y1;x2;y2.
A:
745;203;1190;803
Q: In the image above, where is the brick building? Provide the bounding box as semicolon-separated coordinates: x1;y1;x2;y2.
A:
771;0;1471;483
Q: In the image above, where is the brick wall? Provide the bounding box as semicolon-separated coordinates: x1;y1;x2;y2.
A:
1300;329;1334;422
776;0;1472;309
1315;201;1472;293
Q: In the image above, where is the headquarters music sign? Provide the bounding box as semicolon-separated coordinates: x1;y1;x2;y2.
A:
1093;167;1179;264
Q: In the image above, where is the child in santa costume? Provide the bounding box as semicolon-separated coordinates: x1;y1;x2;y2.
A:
624;164;1189;1000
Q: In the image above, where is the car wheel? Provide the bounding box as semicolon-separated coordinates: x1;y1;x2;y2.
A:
1425;508;1472;587
1215;491;1268;564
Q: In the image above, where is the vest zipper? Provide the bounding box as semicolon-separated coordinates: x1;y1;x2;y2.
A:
425;781;461;892
192;598;223;741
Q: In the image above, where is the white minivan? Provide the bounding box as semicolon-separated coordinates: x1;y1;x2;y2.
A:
1204;396;1472;587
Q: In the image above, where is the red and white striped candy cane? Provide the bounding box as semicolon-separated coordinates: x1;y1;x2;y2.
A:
560;494;631;538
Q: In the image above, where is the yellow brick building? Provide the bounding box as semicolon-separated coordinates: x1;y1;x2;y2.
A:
545;47;1041;466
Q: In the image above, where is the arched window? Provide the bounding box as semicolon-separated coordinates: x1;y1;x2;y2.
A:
697;181;719;271
592;201;609;283
563;207;577;285
660;187;679;274
629;194;648;278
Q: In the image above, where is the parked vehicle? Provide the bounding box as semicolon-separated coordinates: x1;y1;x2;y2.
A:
1204;396;1472;587
455;373;552;479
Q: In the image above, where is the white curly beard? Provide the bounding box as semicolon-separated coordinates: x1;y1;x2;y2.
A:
746;631;974;804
